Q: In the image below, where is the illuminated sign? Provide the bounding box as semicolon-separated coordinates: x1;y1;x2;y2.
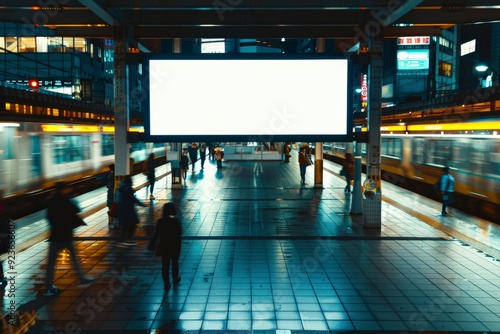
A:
201;38;225;53
397;36;430;45
144;54;353;142
360;73;368;111
397;50;429;70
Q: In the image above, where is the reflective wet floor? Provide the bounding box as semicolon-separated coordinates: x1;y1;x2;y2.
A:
2;151;500;333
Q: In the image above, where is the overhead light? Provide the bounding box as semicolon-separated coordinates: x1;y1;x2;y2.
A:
475;65;489;72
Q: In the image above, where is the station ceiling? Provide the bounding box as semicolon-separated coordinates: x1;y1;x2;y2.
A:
1;0;500;51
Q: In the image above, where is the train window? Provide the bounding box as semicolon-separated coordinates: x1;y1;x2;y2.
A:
412;138;425;164
0;127;15;160
468;139;491;175
51;135;91;164
101;134;114;156
426;139;454;166
381;138;402;159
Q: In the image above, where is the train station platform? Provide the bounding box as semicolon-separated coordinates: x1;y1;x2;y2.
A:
2;151;500;333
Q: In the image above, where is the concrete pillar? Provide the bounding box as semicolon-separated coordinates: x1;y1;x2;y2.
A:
363;36;383;229
113;23;130;185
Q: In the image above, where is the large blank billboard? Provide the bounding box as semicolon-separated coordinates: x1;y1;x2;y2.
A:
144;54;352;142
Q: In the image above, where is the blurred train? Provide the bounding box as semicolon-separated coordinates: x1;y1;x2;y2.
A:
323;132;500;223
0;121;167;197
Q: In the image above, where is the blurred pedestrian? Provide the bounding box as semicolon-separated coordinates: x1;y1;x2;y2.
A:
106;164;116;228
199;144;206;170
188;143;198;172
214;145;223;169
341;153;355;193
44;182;94;296
0;189;10;287
439;166;455;216
180;149;189;180
115;175;146;246
298;145;312;185
146;153;156;200
148;203;182;291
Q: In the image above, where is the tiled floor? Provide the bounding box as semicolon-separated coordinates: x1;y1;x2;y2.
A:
2;151;500;333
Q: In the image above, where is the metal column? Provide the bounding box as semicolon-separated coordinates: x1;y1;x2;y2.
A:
314;38;326;189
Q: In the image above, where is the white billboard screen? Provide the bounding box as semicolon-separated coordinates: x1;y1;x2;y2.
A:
144;55;352;142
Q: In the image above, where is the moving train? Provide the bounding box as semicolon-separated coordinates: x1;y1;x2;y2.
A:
323;133;500;223
0;121;166;197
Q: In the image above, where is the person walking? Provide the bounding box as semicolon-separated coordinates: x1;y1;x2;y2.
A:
106;164;116;228
115;175;146;246
188;143;198;172
199;144;206;170
298;145;312;185
439;166;455;216
341;153;355;193
148;203;182;291
0;189;10;287
146;153;156;200
44;182;94;296
180;149;189;180
214;145;223;169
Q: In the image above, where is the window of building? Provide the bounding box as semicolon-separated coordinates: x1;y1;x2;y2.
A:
19;37;36;52
65;37;86;52
49;36;64;52
438;37;454;56
0;37;4;52
36;36;48;52
439;61;453;77
5;37;18;52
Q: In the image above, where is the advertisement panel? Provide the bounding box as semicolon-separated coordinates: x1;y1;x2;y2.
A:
143;54;353;142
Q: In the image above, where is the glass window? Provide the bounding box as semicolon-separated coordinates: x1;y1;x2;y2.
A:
0;37;5;52
51;135;90;164
412;138;425;164
36;36;48;52
5;37;17;52
101;134;114;156
381;137;402;158
64;37;87;52
439;61;452;77
19;37;36;52
424;139;453;166
48;36;64;52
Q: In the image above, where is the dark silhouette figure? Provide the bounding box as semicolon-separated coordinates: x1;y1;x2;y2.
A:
44;182;94;296
180;149;189;180
188;143;198;172
199;144;207;170
146;153;156;200
341;153;355;193
106;164;115;226
0;189;10;287
298;146;311;185
115;175;146;245
148;203;182;290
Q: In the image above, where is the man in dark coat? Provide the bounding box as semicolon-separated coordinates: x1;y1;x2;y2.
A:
116;175;146;245
188;143;198;172
44;182;94;296
148;203;182;290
